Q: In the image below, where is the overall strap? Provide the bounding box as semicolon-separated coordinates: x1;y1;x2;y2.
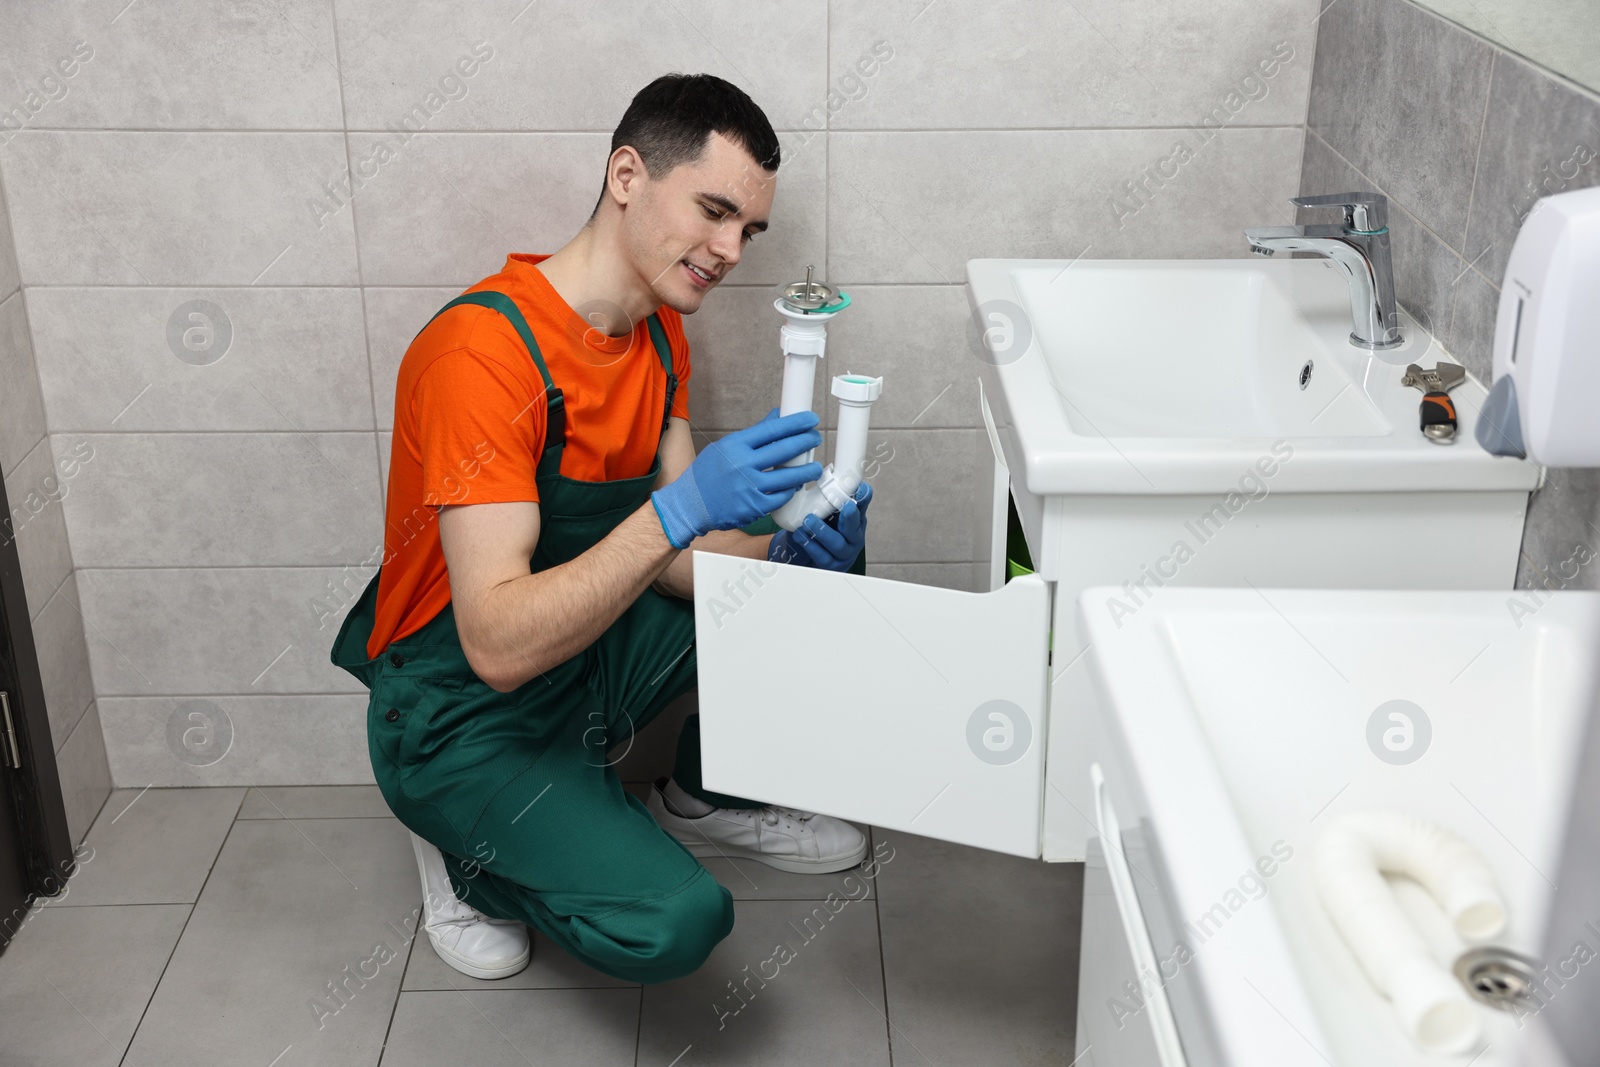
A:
644;312;678;439
417;291;567;479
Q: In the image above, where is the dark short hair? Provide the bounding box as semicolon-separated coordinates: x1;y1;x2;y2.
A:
591;73;780;218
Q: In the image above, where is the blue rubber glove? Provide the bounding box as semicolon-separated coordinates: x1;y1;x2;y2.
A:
650;407;823;549
768;481;872;571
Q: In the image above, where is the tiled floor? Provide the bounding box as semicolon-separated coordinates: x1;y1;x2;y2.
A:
1;785;1082;1066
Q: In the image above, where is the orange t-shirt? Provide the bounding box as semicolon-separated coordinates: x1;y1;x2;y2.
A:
365;253;691;659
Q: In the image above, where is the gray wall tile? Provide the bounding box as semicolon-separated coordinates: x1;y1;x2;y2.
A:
0;173;20;300
336;0;828;131
1445;261;1499;384
828;128;1304;283
864;428;991;563
1385;201;1474;347
823;285;979;430
77;566;374;697
99;694;372;788
1;132;359;285
1420;0;1600;110
0;4;342;130
1308;0;1494;248
351;131;825;287
6;436;77;622
1464;52;1600;284
55;701;110;845
831;0;1315;129
378;430;392;499
32;572;96;752
867;561;990;592
27;287;373;431
0;290;46;477
57;431;381;567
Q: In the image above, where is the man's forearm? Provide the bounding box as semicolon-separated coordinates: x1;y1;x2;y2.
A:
472;501;680;691
653;528;773;599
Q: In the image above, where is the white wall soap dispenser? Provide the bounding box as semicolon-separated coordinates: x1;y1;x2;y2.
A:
1476;185;1600;463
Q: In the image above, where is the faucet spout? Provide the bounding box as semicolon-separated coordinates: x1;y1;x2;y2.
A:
1245;193;1403;349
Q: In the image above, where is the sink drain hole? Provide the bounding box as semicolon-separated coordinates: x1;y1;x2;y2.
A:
1299;360;1314;390
1453;947;1542;1011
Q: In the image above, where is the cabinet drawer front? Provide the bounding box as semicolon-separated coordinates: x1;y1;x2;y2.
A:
693;551;1050;858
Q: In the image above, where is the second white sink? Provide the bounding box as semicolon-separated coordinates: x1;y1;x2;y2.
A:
1076;585;1600;1067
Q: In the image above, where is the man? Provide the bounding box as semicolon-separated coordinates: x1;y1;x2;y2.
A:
330;73;873;986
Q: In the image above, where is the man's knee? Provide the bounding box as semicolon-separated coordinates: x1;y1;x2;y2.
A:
616;869;733;983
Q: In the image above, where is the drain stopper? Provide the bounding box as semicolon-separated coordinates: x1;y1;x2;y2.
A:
781;264;836;312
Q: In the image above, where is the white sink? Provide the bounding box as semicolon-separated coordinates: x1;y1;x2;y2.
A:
967;255;1543;865
1075;585;1600;1067
967;257;1541;493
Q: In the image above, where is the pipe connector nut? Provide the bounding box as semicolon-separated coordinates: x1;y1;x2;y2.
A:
832;374;884;404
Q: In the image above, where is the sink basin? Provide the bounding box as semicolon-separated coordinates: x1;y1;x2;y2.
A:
1076;585;1600;1067
967;258;1541;494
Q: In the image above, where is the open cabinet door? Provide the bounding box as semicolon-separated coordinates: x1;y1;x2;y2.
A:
693;551;1051;858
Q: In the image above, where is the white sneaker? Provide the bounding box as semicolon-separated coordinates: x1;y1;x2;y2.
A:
410;831;531;980
646;777;869;874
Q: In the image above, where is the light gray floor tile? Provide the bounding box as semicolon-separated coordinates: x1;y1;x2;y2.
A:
402;929;634;992
120;817;419;1067
56;787;244;906
238;785;395;820
638;897;891;1066
875;831;1083;1065
379;988;639;1067
0;903;190;1067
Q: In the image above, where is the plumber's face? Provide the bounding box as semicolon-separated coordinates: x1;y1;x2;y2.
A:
624;130;776;315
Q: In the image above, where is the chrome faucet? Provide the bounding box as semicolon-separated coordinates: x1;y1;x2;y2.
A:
1245;192;1402;349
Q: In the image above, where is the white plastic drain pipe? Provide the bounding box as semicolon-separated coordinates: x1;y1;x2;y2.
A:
767;273;884;533
1311;810;1506;1054
775;298;832;471
773;373;884;531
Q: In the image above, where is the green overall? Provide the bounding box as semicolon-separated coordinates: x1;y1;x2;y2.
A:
327;293;773;984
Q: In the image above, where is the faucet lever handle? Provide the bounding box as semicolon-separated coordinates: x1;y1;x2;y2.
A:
1290;191;1388;233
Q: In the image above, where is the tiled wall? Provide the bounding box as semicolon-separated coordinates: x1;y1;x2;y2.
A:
0;165;110;841
1299;0;1600;592
0;1;1317;787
